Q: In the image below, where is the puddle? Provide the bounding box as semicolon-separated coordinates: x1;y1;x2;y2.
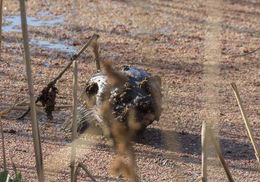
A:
3;14;64;32
2;11;74;54
30;39;76;54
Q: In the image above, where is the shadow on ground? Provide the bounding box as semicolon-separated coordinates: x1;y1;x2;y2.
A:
136;127;256;161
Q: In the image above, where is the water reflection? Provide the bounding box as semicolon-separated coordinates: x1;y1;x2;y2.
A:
30;39;76;54
3;15;64;32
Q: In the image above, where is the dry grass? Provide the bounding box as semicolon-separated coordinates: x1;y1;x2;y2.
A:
19;0;44;180
231;83;260;165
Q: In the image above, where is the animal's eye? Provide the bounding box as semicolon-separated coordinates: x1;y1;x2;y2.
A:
85;83;99;95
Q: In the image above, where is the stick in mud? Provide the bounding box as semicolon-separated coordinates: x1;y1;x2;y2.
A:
208;127;234;182
0;118;6;171
231;83;260;165
200;121;234;182
231;47;260;58
70;60;78;182
18;34;100;120
201;121;209;182
69;61;97;182
74;162;97;182
52;33;99;84
91;35;101;71
19;0;45;181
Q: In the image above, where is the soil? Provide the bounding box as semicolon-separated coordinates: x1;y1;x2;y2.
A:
0;0;259;181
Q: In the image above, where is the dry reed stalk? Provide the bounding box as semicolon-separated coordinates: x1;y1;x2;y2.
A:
44;35;99;181
19;0;44;181
71;0;79;28
201;121;209;182
0;118;6;171
70;60;78;182
44;134;99;175
231;83;260;164
208;127;234;182
0;0;3;59
201;0;223;180
74;162;97;182
91;35;101;71
72;0;78;15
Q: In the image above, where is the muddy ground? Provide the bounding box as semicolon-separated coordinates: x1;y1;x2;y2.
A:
0;0;259;181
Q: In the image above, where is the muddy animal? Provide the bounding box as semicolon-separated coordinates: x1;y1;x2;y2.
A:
62;59;162;139
64;63;162;136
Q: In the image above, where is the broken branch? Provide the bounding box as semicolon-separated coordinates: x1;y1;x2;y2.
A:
18;34;100;120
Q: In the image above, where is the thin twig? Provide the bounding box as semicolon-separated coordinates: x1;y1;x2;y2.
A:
70;60;78;182
53;33;99;85
19;0;44;181
208;127;234;182
18;34;99;119
74;162;97;182
17;107;31;119
231;47;260;58
231;83;260;165
0;98;19;116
